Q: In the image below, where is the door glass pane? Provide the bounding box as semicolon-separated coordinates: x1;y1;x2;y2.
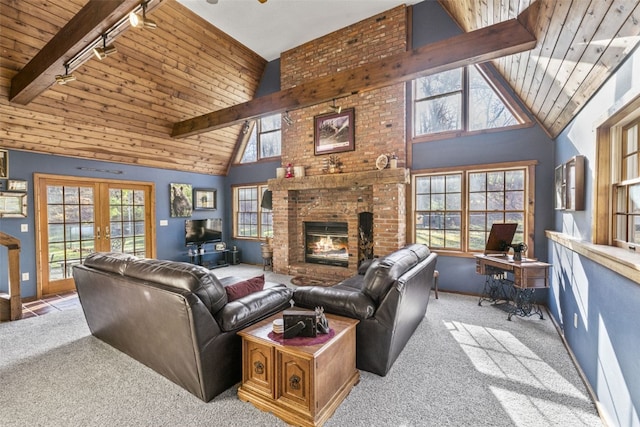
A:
47;185;95;280
109;187;146;256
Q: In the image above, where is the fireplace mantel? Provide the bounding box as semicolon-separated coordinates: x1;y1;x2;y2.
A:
268;168;409;191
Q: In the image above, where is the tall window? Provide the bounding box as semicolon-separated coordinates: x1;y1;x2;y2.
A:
233;184;272;239
412;65;529;140
413;163;532;253
614;119;640;246
239;114;282;163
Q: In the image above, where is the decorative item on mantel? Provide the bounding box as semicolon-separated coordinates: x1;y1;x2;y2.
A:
322;155;343;174
285;163;294;178
389;153;398;169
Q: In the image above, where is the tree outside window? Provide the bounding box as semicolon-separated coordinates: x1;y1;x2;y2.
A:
240;114;281;163
413;65;526;139
233;184;272;239
414;165;529;253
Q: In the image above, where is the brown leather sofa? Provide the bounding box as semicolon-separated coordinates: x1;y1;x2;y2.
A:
73;252;293;402
292;244;437;376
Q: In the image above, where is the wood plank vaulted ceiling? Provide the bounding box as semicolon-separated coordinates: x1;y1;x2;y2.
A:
1;0;639;176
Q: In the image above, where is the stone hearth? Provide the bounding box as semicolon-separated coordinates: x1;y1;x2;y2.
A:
268;168;409;281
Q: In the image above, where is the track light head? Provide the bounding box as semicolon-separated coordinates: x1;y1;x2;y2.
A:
93;35;117;60
130;2;157;29
242;121;250;134
283;111;294;126
329;99;342;114
55;64;76;85
55;74;76;85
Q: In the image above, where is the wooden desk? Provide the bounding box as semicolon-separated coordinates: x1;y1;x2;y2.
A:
475;254;551;320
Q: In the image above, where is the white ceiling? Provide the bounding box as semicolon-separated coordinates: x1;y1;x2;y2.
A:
176;0;423;61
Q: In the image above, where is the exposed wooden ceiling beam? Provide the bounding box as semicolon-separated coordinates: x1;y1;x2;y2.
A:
172;1;539;139
9;0;163;105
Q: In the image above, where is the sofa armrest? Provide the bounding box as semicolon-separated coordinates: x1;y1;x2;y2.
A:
293;286;376;320
214;285;293;332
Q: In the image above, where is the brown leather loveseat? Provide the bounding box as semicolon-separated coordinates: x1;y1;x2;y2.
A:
73;252;293;402
292;244;437;376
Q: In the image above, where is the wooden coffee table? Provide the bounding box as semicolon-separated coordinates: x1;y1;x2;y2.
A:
237;312;359;427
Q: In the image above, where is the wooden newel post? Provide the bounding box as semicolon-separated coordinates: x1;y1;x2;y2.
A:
0;232;22;321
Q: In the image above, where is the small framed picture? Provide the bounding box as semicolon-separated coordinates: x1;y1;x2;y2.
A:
170;183;193;217
194;188;217;210
8;179;27;192
0;149;7;179
215;242;226;251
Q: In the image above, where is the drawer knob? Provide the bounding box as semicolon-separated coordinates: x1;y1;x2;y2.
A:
254;361;264;375
289;374;301;390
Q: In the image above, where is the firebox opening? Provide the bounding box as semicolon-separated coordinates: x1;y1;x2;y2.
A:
304;221;348;267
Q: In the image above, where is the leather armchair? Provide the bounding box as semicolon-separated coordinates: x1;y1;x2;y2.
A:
293;244;437;376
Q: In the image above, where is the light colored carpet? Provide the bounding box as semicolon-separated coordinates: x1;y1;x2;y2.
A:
0;265;601;426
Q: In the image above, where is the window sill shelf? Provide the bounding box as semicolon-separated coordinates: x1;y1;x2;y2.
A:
546;231;640;285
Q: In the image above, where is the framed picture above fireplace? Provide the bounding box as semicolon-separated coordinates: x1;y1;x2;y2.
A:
314;108;355;155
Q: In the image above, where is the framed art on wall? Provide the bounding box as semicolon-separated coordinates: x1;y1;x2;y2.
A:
8;179;27;192
314;108;355;155
0;149;7;179
170;183;193;217
194;188;217;210
0;191;27;218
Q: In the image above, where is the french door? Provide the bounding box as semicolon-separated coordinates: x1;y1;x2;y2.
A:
34;174;156;297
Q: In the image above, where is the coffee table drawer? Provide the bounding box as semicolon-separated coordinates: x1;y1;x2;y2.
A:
242;340;275;397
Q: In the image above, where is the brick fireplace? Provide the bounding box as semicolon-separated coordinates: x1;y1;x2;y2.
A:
268;168;409;281
268;5;410;281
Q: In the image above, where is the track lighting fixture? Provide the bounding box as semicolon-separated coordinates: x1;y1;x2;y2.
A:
93;34;117;60
329;99;342;114
242;120;250;134
130;2;157;29
283;111;294;126
52;2;158;84
55;64;76;85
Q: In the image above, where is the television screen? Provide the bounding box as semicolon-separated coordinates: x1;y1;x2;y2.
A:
185;218;222;246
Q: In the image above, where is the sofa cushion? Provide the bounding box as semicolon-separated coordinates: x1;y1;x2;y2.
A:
123;259;228;315
358;258;376;275
293;285;376;320
83;252;138;275
405;243;430;262
215;285;294;331
362;258;394;303
224;274;265;301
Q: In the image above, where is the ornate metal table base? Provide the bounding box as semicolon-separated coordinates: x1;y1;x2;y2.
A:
478;272;544;321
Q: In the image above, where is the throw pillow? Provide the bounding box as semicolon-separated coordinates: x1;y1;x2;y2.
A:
225;274;265;301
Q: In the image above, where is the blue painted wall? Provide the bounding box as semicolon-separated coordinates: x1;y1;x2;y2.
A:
550;46;640;425
409;0;555;298
0;150;225;298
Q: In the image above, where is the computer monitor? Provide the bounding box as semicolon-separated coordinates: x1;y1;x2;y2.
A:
484;223;518;255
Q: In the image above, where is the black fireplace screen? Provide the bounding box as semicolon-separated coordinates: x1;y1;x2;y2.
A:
304;221;349;267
